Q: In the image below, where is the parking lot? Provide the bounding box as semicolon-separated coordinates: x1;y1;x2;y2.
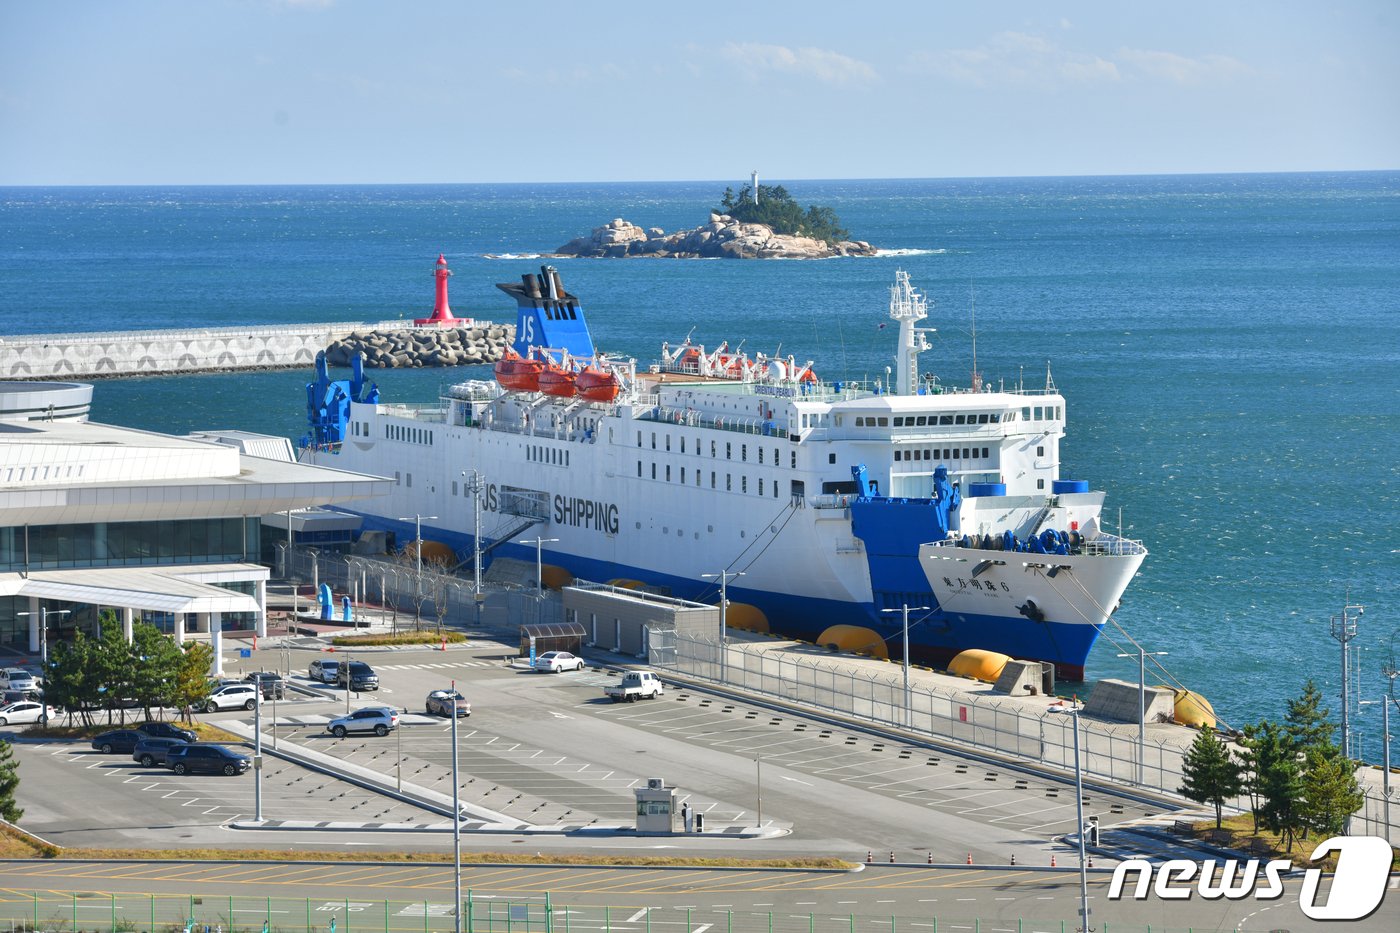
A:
9;639;1176;857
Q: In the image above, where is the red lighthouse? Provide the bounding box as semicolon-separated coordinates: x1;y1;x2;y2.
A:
414;254;462;326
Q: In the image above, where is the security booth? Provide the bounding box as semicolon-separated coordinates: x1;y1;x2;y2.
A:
634;778;676;833
518;620;586;666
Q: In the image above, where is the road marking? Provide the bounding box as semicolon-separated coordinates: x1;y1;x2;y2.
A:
692;925;712;933
779;776;813;786
625;909;650;923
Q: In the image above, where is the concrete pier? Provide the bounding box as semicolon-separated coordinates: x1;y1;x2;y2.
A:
0;319;513;380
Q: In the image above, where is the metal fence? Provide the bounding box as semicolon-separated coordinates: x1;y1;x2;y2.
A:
0;891;1263;933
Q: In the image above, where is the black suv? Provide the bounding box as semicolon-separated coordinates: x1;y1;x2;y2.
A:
165;744;251;776
132;736;189;767
90;730;143;754
244;671;287;700
135;720;197;744
336;661;379;691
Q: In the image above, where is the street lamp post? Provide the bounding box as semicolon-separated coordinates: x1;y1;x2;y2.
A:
1051;702;1092;932
18;607;70;726
1330;600;1364;759
702;571;745;681
461;471;485;603
517;537;559;598
451;678;462;933
1117;647;1168;785
882;604;927;727
1378;662;1398;844
398;514;439;629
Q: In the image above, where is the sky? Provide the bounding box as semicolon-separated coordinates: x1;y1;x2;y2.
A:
1;0;1396;185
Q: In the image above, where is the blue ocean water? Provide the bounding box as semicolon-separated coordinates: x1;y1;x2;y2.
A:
2;174;1398;757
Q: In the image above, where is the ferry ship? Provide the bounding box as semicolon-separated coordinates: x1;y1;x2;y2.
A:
301;266;1146;680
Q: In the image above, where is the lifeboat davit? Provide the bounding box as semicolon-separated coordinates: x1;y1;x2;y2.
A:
538;362;577;398
495;348;543;392
576;365;621;402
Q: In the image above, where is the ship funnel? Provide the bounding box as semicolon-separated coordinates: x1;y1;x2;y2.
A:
522;273;542;299
542;265;561;300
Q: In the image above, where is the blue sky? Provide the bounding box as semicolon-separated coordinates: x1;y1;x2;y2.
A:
1;0;1395;184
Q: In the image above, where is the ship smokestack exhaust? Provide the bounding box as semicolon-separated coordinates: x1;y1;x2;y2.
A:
542;265;561;301
522;273;542;299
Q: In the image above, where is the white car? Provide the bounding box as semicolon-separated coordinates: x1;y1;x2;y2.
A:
0;700;55;725
0;668;39;692
533;651;585;673
201;683;259;712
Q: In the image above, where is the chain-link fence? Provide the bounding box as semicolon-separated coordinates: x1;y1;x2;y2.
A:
0;891;1281;933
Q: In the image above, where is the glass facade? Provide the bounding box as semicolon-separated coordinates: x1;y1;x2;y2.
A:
0;518;259;572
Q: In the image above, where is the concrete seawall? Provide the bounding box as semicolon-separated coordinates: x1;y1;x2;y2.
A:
0;320;511;380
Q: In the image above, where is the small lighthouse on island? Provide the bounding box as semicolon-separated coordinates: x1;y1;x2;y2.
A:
414;254;462;327
751;170;759;204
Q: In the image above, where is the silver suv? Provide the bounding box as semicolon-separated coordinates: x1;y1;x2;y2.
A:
308;658;340;684
326;706;399;737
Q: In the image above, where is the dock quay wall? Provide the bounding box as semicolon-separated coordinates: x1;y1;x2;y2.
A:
0;320;514;380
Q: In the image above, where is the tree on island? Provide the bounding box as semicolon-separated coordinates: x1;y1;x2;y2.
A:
717;185;850;245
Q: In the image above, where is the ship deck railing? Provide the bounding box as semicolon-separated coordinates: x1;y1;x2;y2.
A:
927;533;1147;557
637;404;791;440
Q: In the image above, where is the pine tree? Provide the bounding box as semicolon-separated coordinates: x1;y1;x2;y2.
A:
0;739;22;823
1300;749;1365;838
1179;725;1244;828
173;641;214;722
1284;679;1338;758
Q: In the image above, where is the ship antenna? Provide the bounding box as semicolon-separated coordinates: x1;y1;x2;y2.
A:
1044;359;1056;393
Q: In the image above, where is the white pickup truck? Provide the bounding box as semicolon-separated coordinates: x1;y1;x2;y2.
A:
603;670;665;703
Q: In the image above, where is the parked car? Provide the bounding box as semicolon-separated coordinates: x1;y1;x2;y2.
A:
244;671;286;700
534;651;585;673
91;730;144;754
425;689;470;717
132;736;189;767
200;683;259;712
326;706;399;737
0;668;39;692
335;661;379;691
308;658;340;684
3;689;35;705
165;743;251;776
603;670;665;702
135;720;197;743
0;700;55;725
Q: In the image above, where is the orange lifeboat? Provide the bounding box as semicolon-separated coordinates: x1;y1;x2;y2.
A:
538;361;578;398
576;365;621;402
495;348;543;392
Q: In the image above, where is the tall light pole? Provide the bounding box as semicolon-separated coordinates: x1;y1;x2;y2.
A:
18;607;70;726
1117;647;1168;785
451;678;462;933
1051;703;1091;933
253;689;263;821
462;471;485;604
1330;600;1364;758
398;514;438;628
517;537;559;598
883;604;927;727
1382;662;1398;845
702;570;745;681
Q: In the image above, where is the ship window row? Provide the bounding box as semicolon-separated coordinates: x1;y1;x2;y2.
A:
635;461;781;498
527;444;569;467
799;413;831;429
349;421;371;437
638;430;794;468
1022;405;1061;421
889;412;1003;427
386;423;434;445
894;447;991;462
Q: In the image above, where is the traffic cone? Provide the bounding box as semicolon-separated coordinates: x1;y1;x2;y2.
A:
966;852;972;865
866;850;872;863
440;636;447;651
889;850;895;863
1088;856;1094;869
1011;853;1016;866
1051;854;1057;868
927;852;933;864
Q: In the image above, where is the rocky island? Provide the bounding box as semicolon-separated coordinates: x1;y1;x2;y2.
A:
555;184;877;259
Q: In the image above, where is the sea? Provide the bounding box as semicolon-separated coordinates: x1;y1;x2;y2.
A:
2;174;1397;760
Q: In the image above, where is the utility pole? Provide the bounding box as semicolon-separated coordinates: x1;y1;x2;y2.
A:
1118;647;1168;786
463;471;485;624
702;570;745;681
1330;600;1364;758
398;514;438;628
451;678;462;933
883;604;928;727
517;537;560;598
1383;662;1398;845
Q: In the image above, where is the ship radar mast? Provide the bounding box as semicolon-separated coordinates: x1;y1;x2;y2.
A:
890;270;935;396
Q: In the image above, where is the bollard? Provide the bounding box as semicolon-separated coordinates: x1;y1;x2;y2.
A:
890;851;895;863
866;850;872;863
1088;856;1093;869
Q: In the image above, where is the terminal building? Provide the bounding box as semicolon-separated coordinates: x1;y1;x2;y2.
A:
0;381;389;665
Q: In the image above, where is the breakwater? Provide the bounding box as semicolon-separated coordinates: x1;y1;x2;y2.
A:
0;321;514;380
